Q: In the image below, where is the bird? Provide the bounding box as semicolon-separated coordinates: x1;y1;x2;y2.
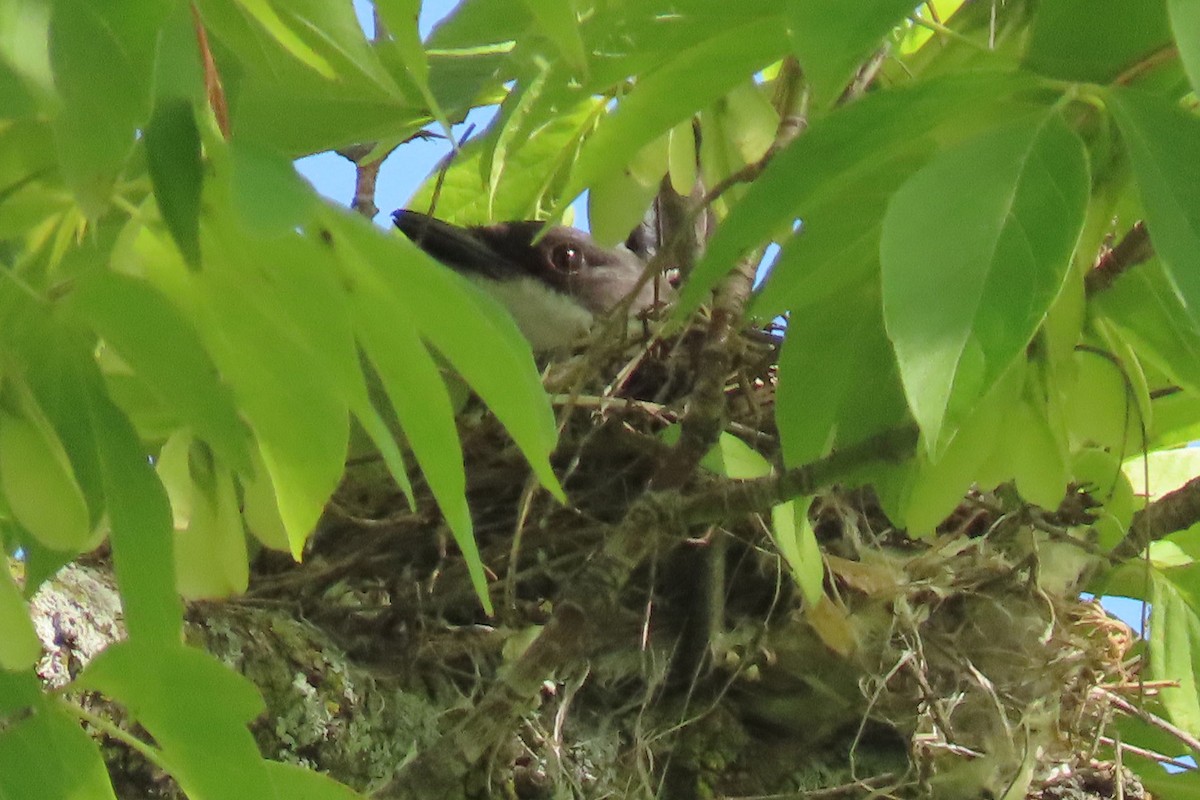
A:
393;209;673;351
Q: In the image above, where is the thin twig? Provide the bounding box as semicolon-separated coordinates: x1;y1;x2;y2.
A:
1098;688;1200;753
1098;736;1196;771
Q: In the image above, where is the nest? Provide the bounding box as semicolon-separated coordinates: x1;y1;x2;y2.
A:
241;322;1135;800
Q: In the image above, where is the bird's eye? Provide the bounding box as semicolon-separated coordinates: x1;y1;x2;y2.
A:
550;244;584;273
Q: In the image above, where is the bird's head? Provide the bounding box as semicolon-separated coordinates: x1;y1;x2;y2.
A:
393;209;672;350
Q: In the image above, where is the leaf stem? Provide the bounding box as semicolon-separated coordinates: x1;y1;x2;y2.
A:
57;698;173;774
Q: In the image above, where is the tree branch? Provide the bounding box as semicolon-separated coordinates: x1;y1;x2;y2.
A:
1112;474;1200;560
649;57;807;489
1085;221;1153;296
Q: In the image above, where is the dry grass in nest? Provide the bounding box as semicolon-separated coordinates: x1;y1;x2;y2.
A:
247;324;1140;799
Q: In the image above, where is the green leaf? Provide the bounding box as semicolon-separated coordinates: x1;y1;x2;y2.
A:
425;0;533;49
683;71;1032;314
880;111;1089;451
561;13;789;206
0;670;41;715
48;0;169;214
1149;566;1200;736
80;641;272;799
191;226;351;550
375;0;453;137
264;761;365;800
752;142;928;319
775;283;909;467
230;141;315;235
323;210;562;502
66;271;253;476
1024;0;1173;84
0;699;118;800
693;432;824;604
1108;90;1200;331
144;99;203;268
785;0;922;108
203;0;426;156
331;222;489;611
82;365;182;645
520;0;587;74
1170;0;1200;94
699;431;772;479
1099;258;1200;396
229;0;335;79
771;497;824;606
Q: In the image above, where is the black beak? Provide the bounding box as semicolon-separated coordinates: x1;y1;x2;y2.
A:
393;209;520;282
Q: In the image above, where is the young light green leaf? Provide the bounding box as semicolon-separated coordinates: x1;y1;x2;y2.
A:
66;271;253;476
1108;90;1200;331
0;382;92;553
485;60;551;218
1170;0;1200;94
881;111;1088;452
0;565;40;671
720;82;778;165
0;0;54;102
519;0;587;75
1149;567;1200;737
771;497;824;606
1121;447;1200;504
562;14;789;207
144;99;202;268
688;430;825;604
785;0;922;108
408;97;604;225
157;435;250;600
699;431;771;479
0;698;118;800
588;166;660;249
667;121;698;195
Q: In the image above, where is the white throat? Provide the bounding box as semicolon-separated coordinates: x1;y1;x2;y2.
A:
471;275;595;351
